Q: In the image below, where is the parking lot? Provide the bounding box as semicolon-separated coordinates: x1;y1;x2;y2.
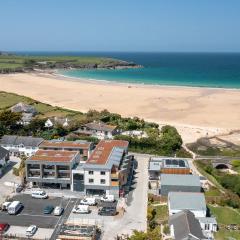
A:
0;154;149;240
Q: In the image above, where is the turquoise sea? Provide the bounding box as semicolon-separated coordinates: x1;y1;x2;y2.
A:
19;52;240;88
59;52;240;89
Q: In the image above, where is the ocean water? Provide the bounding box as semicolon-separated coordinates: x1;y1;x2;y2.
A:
17;52;240;88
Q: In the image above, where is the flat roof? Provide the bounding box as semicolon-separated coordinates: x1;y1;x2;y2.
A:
39;140;91;149
28;150;78;163
86;140;128;165
163;158;189;169
161;174;201;187
168;192;206;212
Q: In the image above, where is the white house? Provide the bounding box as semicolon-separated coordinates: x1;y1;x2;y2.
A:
168;192;207;218
0;135;44;157
76;121;119;140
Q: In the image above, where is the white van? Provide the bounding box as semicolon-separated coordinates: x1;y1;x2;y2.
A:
7;201;22;215
100;195;115;202
31;190;48;199
80;197;96;206
72;205;90;214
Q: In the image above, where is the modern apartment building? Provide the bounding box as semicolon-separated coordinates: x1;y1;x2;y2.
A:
26;150;80;189
72;140;132;198
39;140;93;160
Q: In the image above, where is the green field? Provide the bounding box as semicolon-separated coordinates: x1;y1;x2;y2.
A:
215;230;240;240
0;91;84;120
209;205;240;225
0;54;125;71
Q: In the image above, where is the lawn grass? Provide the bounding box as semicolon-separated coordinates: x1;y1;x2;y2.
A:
214;230;240;240
152;205;169;223
205;187;222;197
208;205;240;225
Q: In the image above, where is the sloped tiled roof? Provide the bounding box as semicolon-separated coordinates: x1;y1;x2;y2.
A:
169;210;206;240
0;135;43;147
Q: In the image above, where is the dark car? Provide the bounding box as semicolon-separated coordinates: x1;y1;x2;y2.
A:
98;207;117;216
43;205;54;214
16;184;23;193
0;223;9;233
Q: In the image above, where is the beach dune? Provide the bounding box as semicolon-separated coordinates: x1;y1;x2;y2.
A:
0;72;240;143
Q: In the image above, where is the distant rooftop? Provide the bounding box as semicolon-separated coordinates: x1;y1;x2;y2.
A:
10;102;37;114
0;135;43;147
161;174;201;187
28;150;78;163
85;140;128;168
168;192;206;212
39;140;92;149
83;121;117;132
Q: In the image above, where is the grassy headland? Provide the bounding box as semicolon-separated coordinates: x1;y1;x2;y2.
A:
0;53;140;73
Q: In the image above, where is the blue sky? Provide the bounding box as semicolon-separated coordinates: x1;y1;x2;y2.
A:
1;0;240;52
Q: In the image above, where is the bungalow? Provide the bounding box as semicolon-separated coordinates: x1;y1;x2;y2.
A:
76;121;119;139
10;102;37;125
169;210;217;240
0;135;44;157
168;192;207;218
169;210;207;240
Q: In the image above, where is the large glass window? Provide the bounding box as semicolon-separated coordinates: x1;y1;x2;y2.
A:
88;171;94;175
100;179;106;184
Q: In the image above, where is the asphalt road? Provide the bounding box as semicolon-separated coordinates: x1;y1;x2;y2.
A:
0;194;75;229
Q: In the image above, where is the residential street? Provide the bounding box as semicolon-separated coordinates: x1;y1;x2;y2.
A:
102;153;149;239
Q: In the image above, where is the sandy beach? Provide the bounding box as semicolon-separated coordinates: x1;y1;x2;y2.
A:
0;72;240;143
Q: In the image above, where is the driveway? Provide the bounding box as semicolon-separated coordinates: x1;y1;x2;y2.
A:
0;156;21;203
102;153;149;239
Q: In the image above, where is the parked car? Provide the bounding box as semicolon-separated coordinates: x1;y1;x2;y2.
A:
43;205;54;214
1;202;11;211
100;195;115;202
26;225;37;237
15;184;23;193
98;207;117;216
32;190;48;199
72;205;90;214
80;197;96;206
7;201;22;215
54;206;64;216
0;223;9;233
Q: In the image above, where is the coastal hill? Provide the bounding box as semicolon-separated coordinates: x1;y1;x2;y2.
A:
0;53;141;73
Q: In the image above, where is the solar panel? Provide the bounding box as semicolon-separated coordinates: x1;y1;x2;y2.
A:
166;159;171;165
179;160;186;167
172;160;178;165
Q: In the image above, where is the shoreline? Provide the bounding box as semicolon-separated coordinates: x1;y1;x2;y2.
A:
55;70;240;92
0;71;240;143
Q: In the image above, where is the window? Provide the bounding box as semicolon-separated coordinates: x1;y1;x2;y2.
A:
100;179;106;184
88;171;94;175
89;179;94;183
100;171;105;175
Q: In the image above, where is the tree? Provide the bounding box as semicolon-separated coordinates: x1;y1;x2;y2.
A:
0;110;22;132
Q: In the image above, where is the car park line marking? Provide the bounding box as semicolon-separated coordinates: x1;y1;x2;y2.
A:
19;213;57;218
